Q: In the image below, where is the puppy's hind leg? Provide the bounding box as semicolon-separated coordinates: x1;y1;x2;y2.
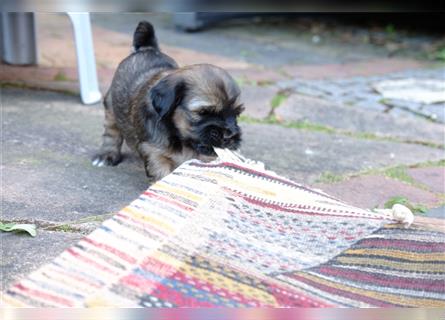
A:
92;98;124;167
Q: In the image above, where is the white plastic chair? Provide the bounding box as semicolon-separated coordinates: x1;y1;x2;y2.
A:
1;12;102;105
67;12;101;104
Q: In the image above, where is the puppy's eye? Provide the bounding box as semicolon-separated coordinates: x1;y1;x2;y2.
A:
197;109;212;116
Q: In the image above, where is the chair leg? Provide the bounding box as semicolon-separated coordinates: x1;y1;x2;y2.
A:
67;12;101;105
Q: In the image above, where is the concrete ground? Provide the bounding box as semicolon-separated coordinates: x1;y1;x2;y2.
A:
1;13;444;291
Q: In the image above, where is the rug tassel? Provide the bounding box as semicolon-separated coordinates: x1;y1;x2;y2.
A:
213;148;267;171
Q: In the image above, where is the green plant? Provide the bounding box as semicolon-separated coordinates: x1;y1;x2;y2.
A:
270;93;288;109
53;71;70;81
383;166;416;185
317;172;344;183
384;196;428;214
435;47;445;61
385;24;396;35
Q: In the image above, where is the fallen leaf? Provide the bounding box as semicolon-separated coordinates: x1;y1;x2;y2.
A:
0;222;37;237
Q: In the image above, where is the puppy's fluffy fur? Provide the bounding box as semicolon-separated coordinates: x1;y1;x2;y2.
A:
93;21;244;181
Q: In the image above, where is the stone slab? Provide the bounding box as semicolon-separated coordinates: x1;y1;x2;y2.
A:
240;123;445;184
425;206;445;219
407;167;445;194
422;103;445;124
239;85;276;119
275;94;445;145
314;175;441;210
278;67;445;123
1;230;84;290
2;88;148;223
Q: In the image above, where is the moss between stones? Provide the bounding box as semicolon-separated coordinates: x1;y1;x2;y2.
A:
270;92;288;110
238;115;445;150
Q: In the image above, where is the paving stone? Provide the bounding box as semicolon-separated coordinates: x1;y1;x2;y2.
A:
240;123;445;184
422;103;445;123
1;230;84;290
314;175;441;210
425;206;445;219
275;94;445;145
282;58;427;80
407;167;445;194
239;85;276;119
2;88;148;223
279;67;445;123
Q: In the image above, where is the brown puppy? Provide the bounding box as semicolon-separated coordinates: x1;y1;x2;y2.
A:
92;21;244;181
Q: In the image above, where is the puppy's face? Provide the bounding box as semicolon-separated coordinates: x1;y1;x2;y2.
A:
150;64;244;156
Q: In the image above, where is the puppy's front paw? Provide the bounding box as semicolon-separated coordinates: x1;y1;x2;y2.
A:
92;152;122;167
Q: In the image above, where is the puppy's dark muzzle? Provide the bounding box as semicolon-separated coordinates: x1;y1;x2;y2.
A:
193;120;241;156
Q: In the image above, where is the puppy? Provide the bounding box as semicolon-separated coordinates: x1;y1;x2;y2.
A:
93;21;244;181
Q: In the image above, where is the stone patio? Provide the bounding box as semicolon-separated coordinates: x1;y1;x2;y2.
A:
1;13;444;290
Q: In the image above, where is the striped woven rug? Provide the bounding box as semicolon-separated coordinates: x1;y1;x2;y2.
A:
2;160;444;307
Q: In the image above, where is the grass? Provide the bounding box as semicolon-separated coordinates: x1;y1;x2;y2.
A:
434;47;445;61
317;172;345;183
385;24;396;36
46;224;80;233
315;158;445;188
72;214;113;224
234;77;257;87
270;92;288;110
383;166;417;186
282;120;336;134
381;161;445;190
238;114;445;150
1;81;78;96
410;159;445;168
239;114;337;134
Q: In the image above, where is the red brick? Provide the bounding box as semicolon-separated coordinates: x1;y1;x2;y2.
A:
314;175;440;210
407;167;445;194
283;59;428;80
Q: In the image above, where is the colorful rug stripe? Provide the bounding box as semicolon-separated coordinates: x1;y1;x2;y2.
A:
277;226;445;307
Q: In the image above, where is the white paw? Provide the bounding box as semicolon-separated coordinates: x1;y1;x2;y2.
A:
92;158;105;167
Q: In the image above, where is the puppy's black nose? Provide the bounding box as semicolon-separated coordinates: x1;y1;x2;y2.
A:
209;128;221;141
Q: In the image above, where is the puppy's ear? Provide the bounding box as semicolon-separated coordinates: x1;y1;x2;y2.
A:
150;76;187;119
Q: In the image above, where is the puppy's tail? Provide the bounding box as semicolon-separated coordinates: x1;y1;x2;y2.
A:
133;21;158;51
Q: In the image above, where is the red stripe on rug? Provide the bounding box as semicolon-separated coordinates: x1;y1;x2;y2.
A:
143;190;195;211
12;283;74;307
238;193;383;220
82;237;137;264
65;248;119;275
